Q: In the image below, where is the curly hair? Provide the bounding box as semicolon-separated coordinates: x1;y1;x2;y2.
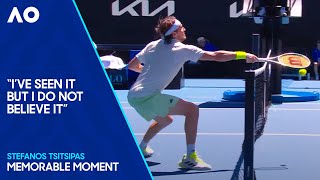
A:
155;16;177;44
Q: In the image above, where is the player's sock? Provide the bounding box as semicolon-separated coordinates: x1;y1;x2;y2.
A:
140;140;154;158
140;140;148;150
187;144;195;157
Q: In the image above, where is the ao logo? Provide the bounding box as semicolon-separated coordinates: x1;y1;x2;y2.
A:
7;7;40;23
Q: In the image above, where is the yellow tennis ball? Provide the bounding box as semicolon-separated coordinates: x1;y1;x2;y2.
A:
299;69;307;76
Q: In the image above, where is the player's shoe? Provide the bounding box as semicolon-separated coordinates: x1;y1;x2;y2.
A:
141;146;154;158
178;151;212;170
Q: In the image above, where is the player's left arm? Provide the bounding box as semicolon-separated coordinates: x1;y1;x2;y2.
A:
128;57;144;73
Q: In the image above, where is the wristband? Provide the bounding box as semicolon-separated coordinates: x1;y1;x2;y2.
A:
235;51;247;60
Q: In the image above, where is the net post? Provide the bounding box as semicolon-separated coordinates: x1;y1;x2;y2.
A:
252;34;260;56
244;70;255;180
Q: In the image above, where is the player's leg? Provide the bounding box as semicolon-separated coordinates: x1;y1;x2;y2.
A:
137;93;178;157
142;116;173;143
167;99;211;170
141;98;211;170
140;99;194;157
140;115;173;157
167;99;199;145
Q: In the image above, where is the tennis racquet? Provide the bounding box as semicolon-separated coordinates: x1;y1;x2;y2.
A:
257;53;311;68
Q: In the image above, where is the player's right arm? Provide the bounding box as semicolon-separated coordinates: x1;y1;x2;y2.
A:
199;50;257;63
128;57;144;73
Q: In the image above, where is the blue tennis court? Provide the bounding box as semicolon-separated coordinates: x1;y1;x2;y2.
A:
115;79;320;180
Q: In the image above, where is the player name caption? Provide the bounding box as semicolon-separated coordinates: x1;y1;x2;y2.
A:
6;153;120;172
7;162;120;172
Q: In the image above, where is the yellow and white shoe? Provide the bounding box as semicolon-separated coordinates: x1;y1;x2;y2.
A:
178;151;212;170
141;146;154;158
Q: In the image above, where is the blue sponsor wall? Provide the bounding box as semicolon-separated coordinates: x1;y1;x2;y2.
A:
75;0;320;79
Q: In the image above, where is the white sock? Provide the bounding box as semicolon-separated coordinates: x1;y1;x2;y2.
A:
187;144;195;157
140;140;148;150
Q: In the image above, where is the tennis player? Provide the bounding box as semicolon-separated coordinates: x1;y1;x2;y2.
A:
127;16;258;170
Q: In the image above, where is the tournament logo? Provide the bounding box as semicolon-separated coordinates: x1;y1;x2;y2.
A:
7;6;39;23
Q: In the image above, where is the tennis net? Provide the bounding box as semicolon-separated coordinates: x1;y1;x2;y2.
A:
243;61;272;180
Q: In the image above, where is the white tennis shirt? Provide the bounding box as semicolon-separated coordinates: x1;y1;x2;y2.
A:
128;39;204;98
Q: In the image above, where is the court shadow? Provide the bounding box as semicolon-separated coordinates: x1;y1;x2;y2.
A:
255;166;288;171
231;166;288;180
199;101;244;108
146;161;161;167
152;169;232;177
151;166;288;178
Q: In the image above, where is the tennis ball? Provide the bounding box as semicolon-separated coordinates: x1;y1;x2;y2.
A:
299;69;307;76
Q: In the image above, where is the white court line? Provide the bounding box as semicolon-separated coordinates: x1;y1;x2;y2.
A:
122;107;320;111
269;108;320;111
198;108;320;111
120;101;320;105
134;132;320;137
120;101;219;105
